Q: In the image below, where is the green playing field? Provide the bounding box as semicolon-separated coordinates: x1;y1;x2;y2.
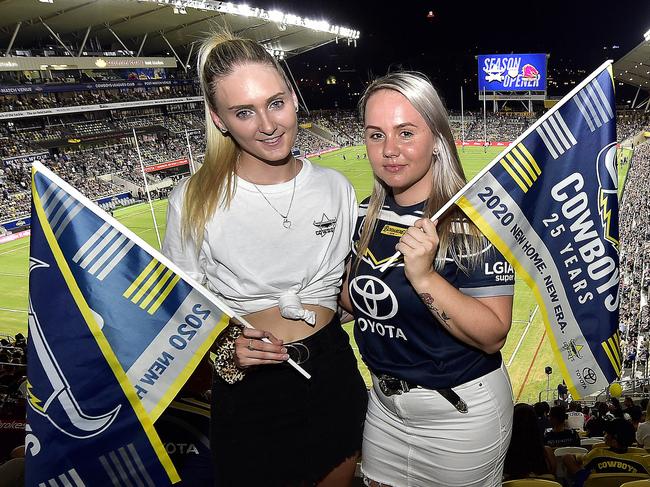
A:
0;146;584;403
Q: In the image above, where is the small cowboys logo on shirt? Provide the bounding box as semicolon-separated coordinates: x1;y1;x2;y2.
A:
313;213;337;237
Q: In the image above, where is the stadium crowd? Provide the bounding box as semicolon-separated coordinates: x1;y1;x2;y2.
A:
0;84;199;113
462;113;537;141
619;142;650;383
311;110;364;146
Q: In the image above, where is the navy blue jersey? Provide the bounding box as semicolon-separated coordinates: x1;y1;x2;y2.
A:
350;196;515;389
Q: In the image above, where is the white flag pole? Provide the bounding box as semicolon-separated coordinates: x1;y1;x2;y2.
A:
185;129;196;175
377;60;613;273
132;128;162;249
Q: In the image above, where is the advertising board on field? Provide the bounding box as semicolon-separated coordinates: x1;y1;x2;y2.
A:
478;53;547;92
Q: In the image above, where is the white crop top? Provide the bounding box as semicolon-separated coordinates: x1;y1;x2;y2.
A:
162;159;357;318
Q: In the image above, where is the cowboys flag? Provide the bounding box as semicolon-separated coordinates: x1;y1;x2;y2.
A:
456;61;619;399
26;162;235;486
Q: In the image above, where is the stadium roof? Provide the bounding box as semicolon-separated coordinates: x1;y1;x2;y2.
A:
613;34;650;91
0;0;360;61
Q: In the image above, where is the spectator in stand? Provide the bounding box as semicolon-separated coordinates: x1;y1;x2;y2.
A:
564;418;649;487
544;406;580;448
534;401;552;438
567;401;585;431
503;403;556;481
636;401;650;448
623;396;635;415
584;402;609;438
629;405;643;431
608;397;624;419
582;405;592;426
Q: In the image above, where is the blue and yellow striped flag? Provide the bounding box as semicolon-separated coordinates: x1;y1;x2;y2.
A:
456;61;619;399
25;162;237;486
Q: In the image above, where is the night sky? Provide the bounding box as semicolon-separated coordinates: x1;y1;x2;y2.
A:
252;1;650;110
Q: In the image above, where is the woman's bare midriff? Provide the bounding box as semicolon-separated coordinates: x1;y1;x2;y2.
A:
237;304;336;343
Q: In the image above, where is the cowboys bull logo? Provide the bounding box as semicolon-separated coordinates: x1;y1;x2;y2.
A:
27;258;120;439
596;142;619;250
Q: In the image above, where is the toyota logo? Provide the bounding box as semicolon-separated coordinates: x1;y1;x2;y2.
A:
349;275;398;320
582;368;597;385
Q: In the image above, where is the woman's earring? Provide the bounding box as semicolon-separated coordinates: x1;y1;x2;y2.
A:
433;147;440;157
219;127;228;134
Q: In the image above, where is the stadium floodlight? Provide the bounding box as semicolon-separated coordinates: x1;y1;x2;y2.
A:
136;0;360;40
645;28;650;41
268;10;284;23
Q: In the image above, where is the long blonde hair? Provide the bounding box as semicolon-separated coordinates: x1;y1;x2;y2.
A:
182;32;293;247
356;71;483;272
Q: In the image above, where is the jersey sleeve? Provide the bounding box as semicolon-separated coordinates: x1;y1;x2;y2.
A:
456;239;515;298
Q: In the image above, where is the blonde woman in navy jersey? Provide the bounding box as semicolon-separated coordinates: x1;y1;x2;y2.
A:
162;32;367;487
341;72;515;486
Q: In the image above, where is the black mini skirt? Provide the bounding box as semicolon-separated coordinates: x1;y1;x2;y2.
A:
210;316;369;487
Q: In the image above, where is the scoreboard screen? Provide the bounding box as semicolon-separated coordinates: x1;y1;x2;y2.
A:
478;53;547;92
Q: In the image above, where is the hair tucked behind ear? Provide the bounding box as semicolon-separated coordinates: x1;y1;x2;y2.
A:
182;31;293;248
355;71;484;273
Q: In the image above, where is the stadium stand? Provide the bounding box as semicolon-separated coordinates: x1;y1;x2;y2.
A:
619;142;650;388
0;83;199;113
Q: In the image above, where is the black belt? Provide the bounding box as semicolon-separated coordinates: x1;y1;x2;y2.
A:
376;374;468;414
282;317;345;365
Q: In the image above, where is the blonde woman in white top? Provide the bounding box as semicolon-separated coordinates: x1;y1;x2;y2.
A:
162;33;367;487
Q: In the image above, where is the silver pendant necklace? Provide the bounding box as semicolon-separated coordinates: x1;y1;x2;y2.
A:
252;158;297;229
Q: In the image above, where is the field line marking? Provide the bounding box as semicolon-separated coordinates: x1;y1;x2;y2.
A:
506;305;539;367
0;307;27;313
515;327;547;402
0;244;29;255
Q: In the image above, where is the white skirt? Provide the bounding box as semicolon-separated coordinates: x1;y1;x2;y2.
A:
361;362;514;487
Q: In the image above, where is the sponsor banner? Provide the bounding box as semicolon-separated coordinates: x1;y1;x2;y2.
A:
37;126;167;149
455;140;511;147
0;229;31;244
144;159;189;173
478;53;547;92
305;146;341;158
0;79;197;95
95;192;131;206
2;152;49;165
0;96;202;120
1;194;128;235
0;56;177;73
0;216;31;231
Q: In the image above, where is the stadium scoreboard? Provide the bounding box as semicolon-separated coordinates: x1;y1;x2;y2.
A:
478;53;547;92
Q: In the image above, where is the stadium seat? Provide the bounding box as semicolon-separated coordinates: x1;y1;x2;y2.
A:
583;473;650;487
502;479;562;486
554;446;588;456
628;448;649;455
582;437;605;446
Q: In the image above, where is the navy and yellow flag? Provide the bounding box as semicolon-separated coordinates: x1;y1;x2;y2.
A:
456;61;618;399
26;162;237;485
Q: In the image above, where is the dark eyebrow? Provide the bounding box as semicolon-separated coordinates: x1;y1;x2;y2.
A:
364;122;418;131
228;92;286;111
